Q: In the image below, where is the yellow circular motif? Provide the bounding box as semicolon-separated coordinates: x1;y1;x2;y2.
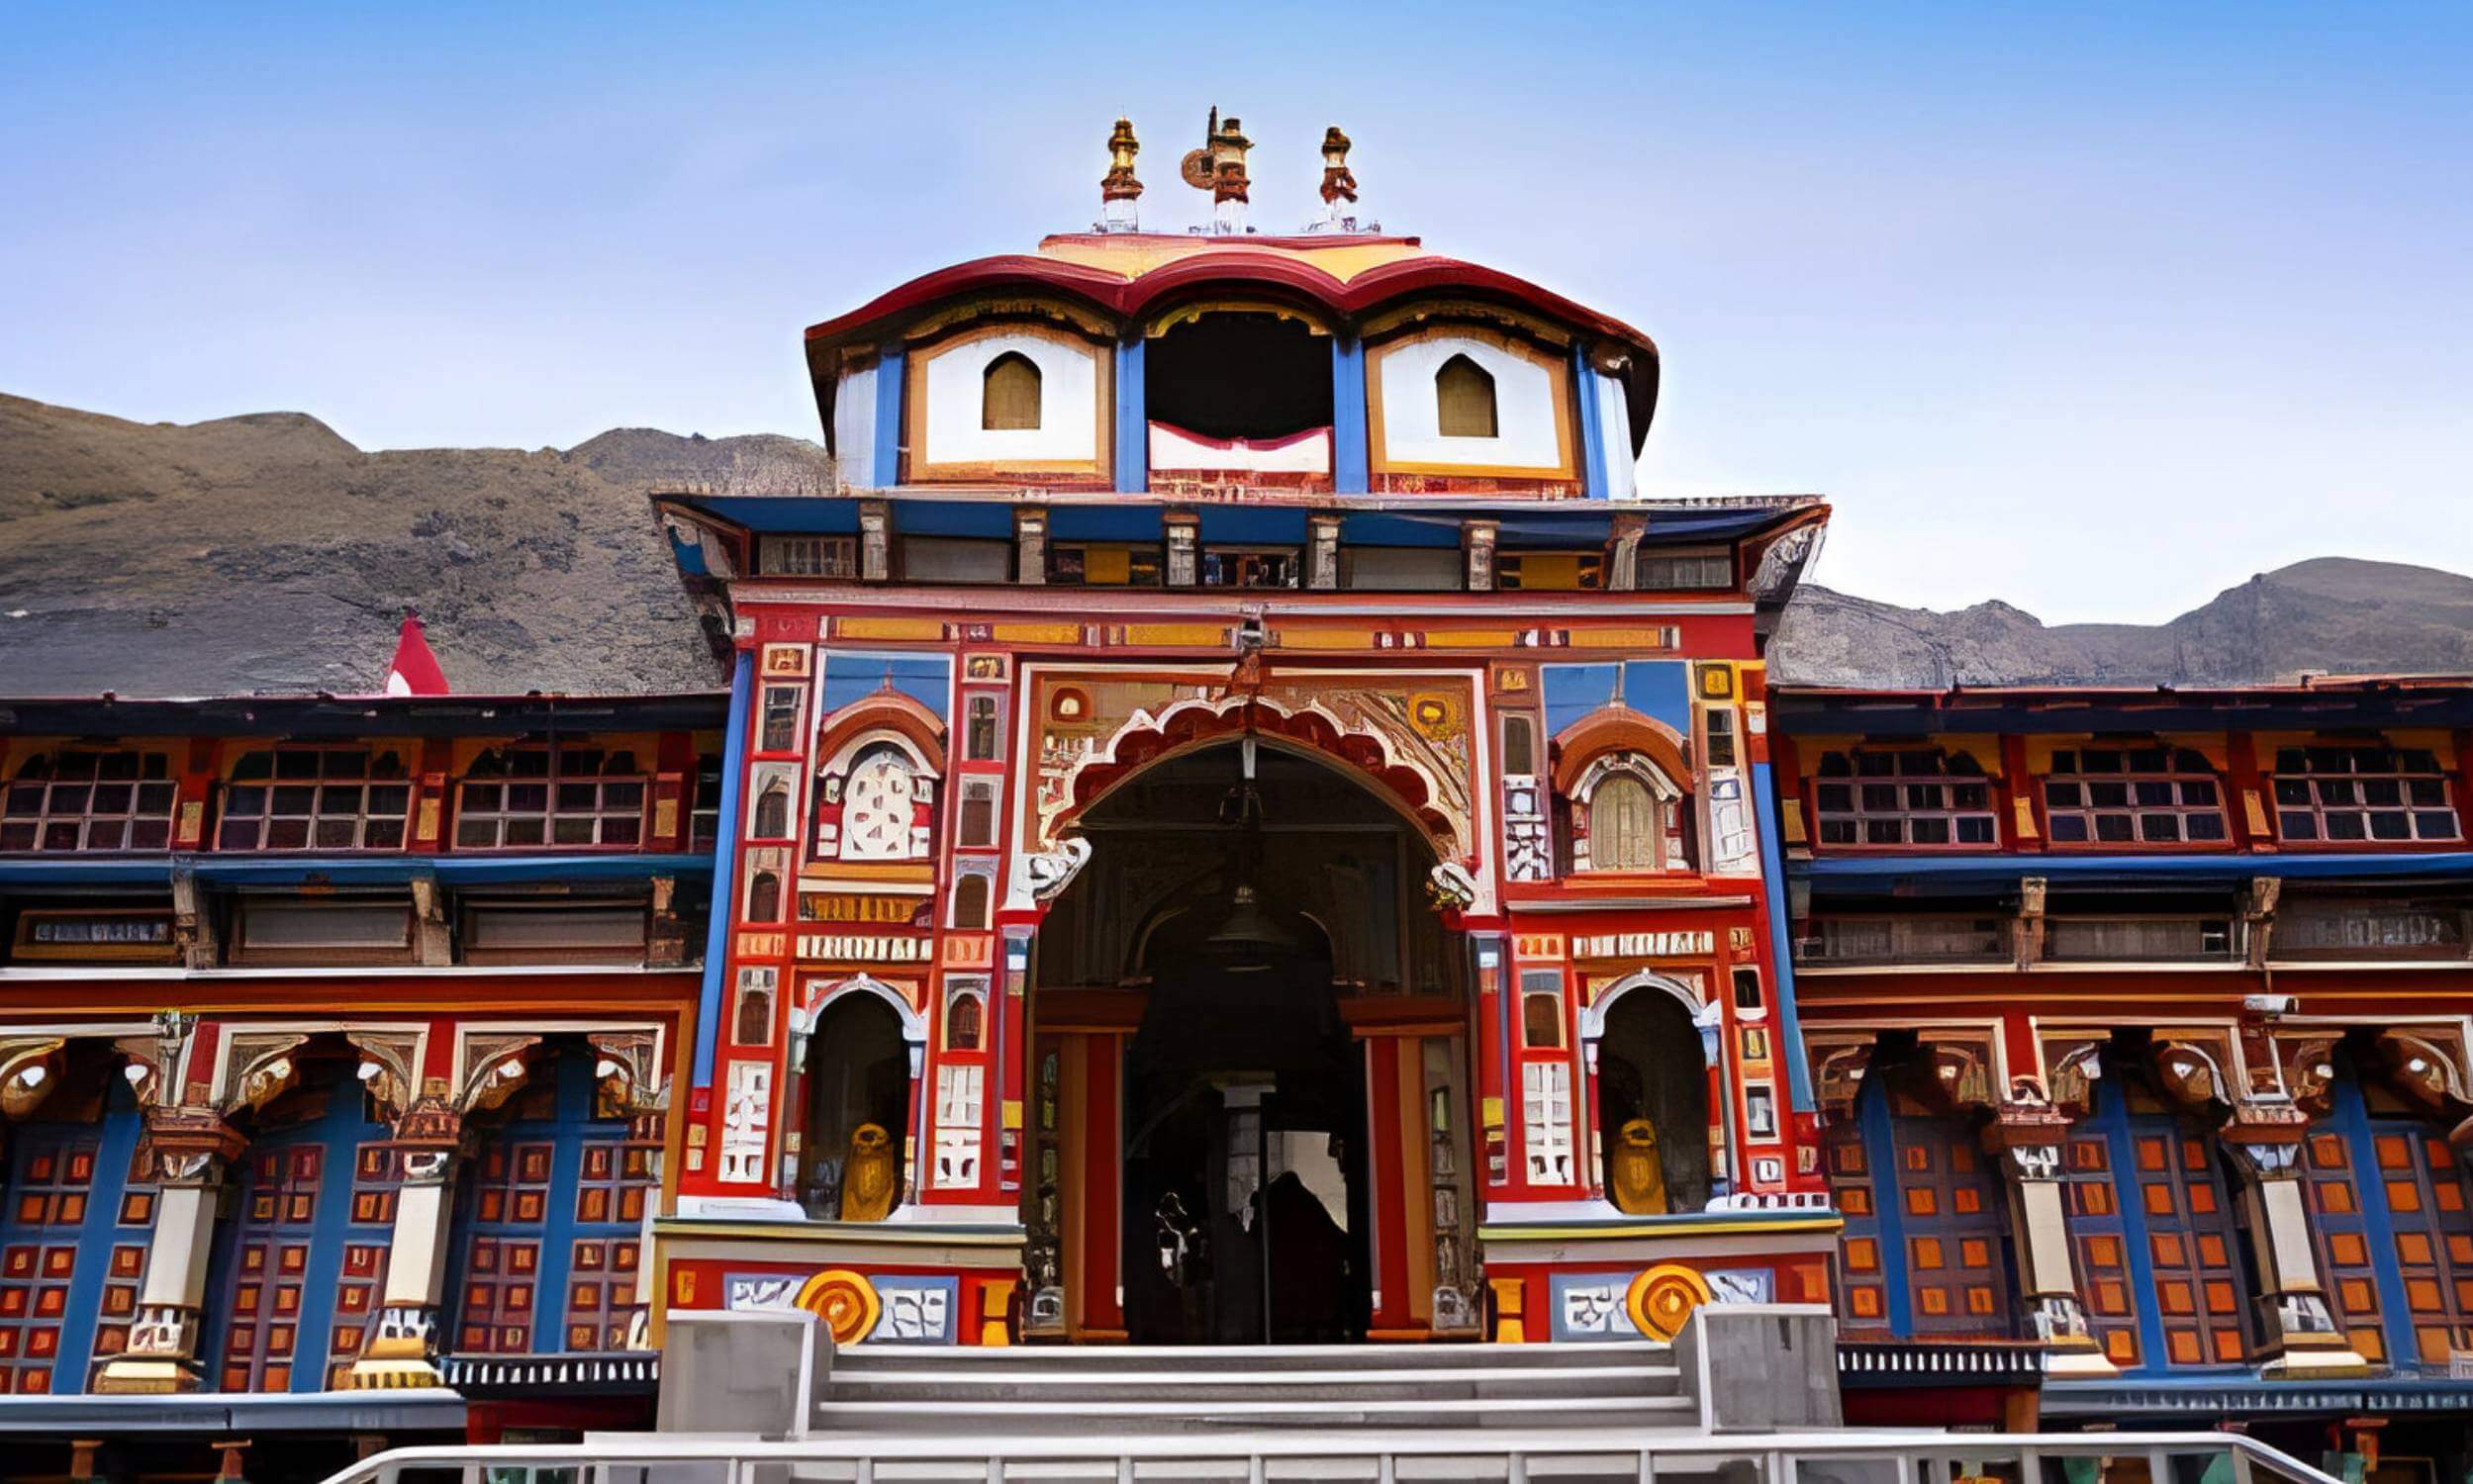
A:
1625;1262;1713;1342
1407;692;1462;741
797;1267;882;1345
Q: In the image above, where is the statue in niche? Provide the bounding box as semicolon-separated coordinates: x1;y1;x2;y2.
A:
840;1122;898;1222
1609;1117;1669;1216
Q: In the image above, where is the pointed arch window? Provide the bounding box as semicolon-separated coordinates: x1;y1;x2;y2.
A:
1435;354;1498;438
982;352;1042;430
1589;774;1660;871
752;779;791;840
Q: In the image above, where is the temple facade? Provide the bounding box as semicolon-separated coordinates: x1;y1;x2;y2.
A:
3;115;2471;1483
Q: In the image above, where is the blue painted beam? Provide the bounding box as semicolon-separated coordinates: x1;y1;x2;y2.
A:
870;346;904;490
0;854;715;889
1331;335;1369;494
1797;850;2473;892
1571;342;1612;501
693;649;755;1092
1753;760;1817;1112
1114;337;1147;493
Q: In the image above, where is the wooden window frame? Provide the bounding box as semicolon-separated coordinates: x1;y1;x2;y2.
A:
453;749;650;852
11;908;180;966
2272;745;2462;845
759;535;858;579
1813;749;1999;850
229;898;417;967
2043;747;2230;848
981;351;1043;431
0;751;177;853
217;746;414;853
459;899;650;967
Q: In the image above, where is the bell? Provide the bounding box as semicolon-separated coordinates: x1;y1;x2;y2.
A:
1202;881;1301;964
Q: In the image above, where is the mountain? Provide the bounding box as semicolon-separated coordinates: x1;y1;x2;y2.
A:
1770;558;2473;688
0;394;835;697
1;393;2467;696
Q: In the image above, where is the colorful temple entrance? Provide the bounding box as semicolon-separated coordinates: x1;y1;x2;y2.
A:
1023;739;1472;1344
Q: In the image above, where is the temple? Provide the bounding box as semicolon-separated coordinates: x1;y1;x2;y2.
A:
3;116;2470;1482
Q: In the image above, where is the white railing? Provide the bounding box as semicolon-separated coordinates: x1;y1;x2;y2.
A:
325;1428;2341;1484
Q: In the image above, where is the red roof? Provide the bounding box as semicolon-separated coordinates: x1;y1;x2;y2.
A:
801;233;1663;455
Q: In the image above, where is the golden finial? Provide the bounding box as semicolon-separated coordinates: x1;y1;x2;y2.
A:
1319;127;1357;207
1101;117;1142;203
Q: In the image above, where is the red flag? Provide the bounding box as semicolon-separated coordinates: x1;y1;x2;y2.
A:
384;611;450;696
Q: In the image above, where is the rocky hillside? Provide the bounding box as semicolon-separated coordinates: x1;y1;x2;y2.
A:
0;394;834;696
1771;558;2473;688
1;393;2466;696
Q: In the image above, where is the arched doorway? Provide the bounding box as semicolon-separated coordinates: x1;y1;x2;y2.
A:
1028;736;1473;1344
1591;983;1713;1214
799;988;914;1221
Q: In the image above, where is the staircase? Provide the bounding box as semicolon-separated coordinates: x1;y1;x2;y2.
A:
813;1340;1698;1436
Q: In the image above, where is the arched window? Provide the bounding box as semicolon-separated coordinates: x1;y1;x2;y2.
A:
839;746;919;862
752;779;790;840
1435;354;1498;438
952;872;992;930
747;870;782;923
1589;774;1660;871
982;352;1042;430
734;973;775;1046
945;988;985;1052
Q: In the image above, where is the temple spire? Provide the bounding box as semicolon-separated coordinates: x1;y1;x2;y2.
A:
1099;117;1142;232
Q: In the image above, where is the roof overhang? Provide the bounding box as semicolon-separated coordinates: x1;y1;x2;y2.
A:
801;237;1664;458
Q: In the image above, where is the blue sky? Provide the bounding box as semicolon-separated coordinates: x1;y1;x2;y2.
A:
3;3;2467;623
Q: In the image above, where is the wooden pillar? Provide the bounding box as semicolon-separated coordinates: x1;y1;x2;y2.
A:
94;1107;244;1394
344;1103;463;1389
1985;1094;2113;1377
2223;1101;2370;1377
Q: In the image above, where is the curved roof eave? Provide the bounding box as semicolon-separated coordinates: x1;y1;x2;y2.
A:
802;249;1664;455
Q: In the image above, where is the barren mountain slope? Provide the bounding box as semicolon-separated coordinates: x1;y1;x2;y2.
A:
0;394;834;696
4;394;2467;696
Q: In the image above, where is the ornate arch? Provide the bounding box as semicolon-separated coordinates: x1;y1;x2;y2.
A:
803;974;927;1048
815;691;947;778
1551;706;1689;797
1057;694;1461;858
1576;971;1711;1047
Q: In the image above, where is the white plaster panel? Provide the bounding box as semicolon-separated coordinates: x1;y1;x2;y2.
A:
2262;1177;2320;1287
1377;334;1565;472
919;333;1097;466
2018;1177;2075;1293
834;363;877;489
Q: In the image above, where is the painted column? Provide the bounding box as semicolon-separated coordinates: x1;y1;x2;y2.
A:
1985;1093;2113;1377
870;345;904;490
1570;341;1612;500
1331;335;1369;494
345;1101;462;1389
2223;1100;2369;1377
94;1107;243;1394
1114;337;1147;493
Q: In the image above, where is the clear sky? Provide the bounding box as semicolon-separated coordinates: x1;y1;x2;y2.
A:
3;3;2467;623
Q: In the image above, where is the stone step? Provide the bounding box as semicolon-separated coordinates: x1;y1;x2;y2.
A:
832;1342;1672;1375
828;1363;1682;1406
809;1393;1701;1436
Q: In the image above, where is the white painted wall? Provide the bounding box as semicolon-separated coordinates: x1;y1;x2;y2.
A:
834;363;877;488
918;332;1098;466
1376;333;1565;472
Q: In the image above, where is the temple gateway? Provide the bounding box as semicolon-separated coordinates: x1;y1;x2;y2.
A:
3;115;2470;1483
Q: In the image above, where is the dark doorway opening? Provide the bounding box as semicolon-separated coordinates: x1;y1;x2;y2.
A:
1146;314;1333;442
802;991;910;1220
1121;927;1369;1345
